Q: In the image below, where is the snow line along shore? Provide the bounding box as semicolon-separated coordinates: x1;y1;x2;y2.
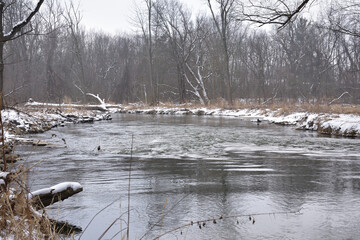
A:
2;103;359;141
2;108;112;142
119;106;360;138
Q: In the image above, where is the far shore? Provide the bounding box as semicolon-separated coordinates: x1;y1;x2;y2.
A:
5;100;360;139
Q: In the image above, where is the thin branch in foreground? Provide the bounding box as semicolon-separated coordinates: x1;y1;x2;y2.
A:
127;135;134;240
78;197;121;240
139;193;190;240
153;209;302;240
98;211;129;240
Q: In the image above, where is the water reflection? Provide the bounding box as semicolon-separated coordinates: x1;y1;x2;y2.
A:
18;114;360;239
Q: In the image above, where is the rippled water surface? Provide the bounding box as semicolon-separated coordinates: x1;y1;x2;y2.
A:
19;114;360;239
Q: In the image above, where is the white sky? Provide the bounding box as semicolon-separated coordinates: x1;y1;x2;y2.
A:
79;0;323;35
79;0;209;35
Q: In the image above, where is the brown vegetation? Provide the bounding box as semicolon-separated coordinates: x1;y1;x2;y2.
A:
0;168;58;239
127;100;360;116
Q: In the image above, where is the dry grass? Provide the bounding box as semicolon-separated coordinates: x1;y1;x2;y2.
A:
62;96;73;114
265;102;360;115
0;168;58;239
136;99;360;116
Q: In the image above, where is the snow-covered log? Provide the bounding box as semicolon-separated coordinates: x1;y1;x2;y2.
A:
29;182;83;209
25;101;108;111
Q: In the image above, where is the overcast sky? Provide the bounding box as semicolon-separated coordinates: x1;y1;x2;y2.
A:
80;0;208;35
78;0;322;35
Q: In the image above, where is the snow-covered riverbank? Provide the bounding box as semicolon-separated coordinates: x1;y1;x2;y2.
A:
119;106;360;138
2;103;359;144
2;107;111;142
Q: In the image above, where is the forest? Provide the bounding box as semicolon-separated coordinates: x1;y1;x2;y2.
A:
2;0;360;106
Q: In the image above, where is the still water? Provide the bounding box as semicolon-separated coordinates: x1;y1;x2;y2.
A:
19;114;360;239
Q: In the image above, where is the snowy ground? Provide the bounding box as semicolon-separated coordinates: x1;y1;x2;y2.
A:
2;107;111;143
118;105;360;138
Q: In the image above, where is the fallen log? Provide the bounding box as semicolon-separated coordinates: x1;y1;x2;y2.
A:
32;140;49;146
25;101;108;112
29;182;83;209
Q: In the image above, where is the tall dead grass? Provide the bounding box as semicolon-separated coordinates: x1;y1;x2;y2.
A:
0;168;58;239
138;99;360;115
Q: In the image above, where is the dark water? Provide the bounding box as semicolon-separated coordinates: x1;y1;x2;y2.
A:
18;114;360;239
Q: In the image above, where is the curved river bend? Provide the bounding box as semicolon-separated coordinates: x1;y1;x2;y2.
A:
20;114;360;239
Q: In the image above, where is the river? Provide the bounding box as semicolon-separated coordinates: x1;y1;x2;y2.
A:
19;113;360;239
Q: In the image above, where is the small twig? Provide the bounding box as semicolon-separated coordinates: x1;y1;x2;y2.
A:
4;85;27;98
109;227;127;240
153;209;302;240
78;197;121;240
158;198;168;234
98;212;128;240
139;194;190;240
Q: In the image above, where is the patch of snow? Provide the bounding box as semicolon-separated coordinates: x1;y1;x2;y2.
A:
223;168;275;172
0;172;10;179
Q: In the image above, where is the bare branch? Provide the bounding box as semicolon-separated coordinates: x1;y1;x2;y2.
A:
241;0;311;29
3;0;45;41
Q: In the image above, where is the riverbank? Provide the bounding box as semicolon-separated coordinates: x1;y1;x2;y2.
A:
3;101;360;143
118;104;360;138
2;107;111;141
1;106;111;239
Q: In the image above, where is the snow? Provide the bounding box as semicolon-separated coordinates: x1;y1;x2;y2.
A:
0;172;9;179
119;105;360;137
2;103;359;140
1;105;112;144
0;172;10;185
3;20;26;37
29;182;83;199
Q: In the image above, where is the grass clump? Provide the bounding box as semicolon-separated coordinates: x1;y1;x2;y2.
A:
0;168;58;239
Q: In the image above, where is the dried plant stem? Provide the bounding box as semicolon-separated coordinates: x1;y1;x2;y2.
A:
153;209;302;240
79;197;121;240
127;135;134;240
139;194;190;240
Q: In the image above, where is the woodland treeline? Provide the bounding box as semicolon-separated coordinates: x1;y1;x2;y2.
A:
3;0;360;106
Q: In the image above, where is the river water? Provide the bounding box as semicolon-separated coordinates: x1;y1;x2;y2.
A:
19;113;360;239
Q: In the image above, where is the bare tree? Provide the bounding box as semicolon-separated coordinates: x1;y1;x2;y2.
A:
42;0;65;101
184;16;211;105
62;0;87;102
0;0;45;105
326;0;360;38
135;0;158;104
155;0;191;103
207;0;238;105
242;0;360;38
